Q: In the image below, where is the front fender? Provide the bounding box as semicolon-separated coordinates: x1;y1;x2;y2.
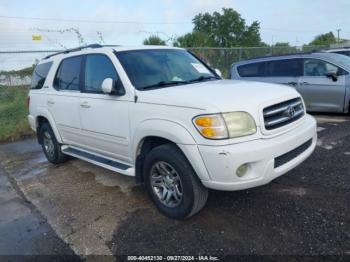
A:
132;119;210;181
132;119;196;154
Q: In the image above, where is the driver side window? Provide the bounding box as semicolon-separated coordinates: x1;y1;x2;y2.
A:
84;54;119;93
303;59;346;77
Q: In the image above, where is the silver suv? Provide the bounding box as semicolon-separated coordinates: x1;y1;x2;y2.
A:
325;48;350;57
230;52;350;113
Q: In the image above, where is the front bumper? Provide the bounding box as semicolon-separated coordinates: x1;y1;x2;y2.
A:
198;114;317;191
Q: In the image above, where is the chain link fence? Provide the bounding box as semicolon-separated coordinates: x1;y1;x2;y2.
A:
0;50;58;141
0;45;328;142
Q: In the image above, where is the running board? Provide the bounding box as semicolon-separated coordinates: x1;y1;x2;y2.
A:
61;146;134;176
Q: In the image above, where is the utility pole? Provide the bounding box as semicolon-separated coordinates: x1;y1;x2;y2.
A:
336;29;341;43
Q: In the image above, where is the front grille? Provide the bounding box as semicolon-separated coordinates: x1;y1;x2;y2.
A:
263;98;304;130
274;139;312;168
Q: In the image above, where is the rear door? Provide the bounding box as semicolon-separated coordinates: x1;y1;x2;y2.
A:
262;58;302;88
297;58;347;112
47;56;83;144
78;54;131;162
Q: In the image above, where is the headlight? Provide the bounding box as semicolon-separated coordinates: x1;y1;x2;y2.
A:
222;112;257;138
193;112;256;139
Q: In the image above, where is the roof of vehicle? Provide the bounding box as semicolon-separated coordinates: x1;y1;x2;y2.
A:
324;47;350;52
43;44;183;61
231;51;350;69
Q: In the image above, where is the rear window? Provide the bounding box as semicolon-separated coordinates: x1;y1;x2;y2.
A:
237;59;302;77
54;56;82;91
30;62;53;89
237;62;265;77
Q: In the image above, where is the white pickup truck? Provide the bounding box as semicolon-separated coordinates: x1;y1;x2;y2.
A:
28;45;317;219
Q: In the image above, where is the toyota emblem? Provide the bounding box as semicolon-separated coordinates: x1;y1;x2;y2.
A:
286;106;295;118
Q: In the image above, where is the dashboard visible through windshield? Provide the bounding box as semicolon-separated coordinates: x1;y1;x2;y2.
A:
115;49;219;90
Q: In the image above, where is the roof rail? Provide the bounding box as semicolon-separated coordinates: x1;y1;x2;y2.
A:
237;50;321;62
44;44;109;59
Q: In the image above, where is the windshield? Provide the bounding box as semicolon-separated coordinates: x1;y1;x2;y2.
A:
115;49;218;90
328;53;350;69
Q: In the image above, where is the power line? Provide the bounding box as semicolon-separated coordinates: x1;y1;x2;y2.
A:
0;15;346;36
0;15;191;25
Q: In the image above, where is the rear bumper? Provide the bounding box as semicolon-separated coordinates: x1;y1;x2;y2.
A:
28;115;36;132
198;114;317;191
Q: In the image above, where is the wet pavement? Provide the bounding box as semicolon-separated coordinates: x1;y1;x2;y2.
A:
0;114;349;260
0;154;78;259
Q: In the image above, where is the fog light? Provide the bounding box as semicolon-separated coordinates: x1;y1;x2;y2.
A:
236;164;248;177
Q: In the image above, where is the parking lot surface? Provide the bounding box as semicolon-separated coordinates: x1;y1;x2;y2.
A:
0;114;349;259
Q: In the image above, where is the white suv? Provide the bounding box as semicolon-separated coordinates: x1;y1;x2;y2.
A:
28;44;317;219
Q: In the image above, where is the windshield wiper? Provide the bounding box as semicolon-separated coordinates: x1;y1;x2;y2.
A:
188;75;220;83
140;80;188;90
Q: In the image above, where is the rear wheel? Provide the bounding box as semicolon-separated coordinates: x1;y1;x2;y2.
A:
144;144;208;219
39;123;68;164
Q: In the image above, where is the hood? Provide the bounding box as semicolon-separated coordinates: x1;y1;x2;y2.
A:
137;79;300;122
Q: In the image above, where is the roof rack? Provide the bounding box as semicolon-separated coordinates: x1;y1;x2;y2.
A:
44;44;121;59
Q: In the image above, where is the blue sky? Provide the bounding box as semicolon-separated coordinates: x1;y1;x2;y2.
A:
1;0;350;50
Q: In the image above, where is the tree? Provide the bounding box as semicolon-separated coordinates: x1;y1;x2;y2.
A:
176;8;264;48
173;32;214;47
143;35;166;45
308;32;337;46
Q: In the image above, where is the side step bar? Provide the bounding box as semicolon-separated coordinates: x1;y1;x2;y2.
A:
62;146;135;176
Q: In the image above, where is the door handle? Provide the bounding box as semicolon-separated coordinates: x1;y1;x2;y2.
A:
301;82;310;85
287;82;297;86
47;99;55;105
80;102;91;108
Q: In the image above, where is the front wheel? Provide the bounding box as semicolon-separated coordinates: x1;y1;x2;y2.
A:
144;144;208;219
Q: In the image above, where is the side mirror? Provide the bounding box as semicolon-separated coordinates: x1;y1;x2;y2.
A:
101;78;114;94
214;68;222;78
326;72;338;82
101;78;125;96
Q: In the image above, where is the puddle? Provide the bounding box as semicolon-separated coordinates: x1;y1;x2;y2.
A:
317;139;340;150
94;172;135;193
18;166;48;181
69;159;136;193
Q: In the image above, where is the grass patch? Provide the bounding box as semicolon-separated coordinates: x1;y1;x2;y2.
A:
0;85;33;142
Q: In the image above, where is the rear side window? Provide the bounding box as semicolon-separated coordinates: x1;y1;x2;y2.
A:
30;62;52;89
237;59;303;78
84;54;118;93
55;56;82;91
237;62;265;77
264;59;302;77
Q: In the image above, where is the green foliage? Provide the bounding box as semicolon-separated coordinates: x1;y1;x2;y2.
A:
308;32;337;46
143;35;167;46
176;8;264;48
0;85;32;142
174;32;214;47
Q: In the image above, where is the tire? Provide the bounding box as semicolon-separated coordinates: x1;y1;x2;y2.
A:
39;123;68;164
144;143;208;219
